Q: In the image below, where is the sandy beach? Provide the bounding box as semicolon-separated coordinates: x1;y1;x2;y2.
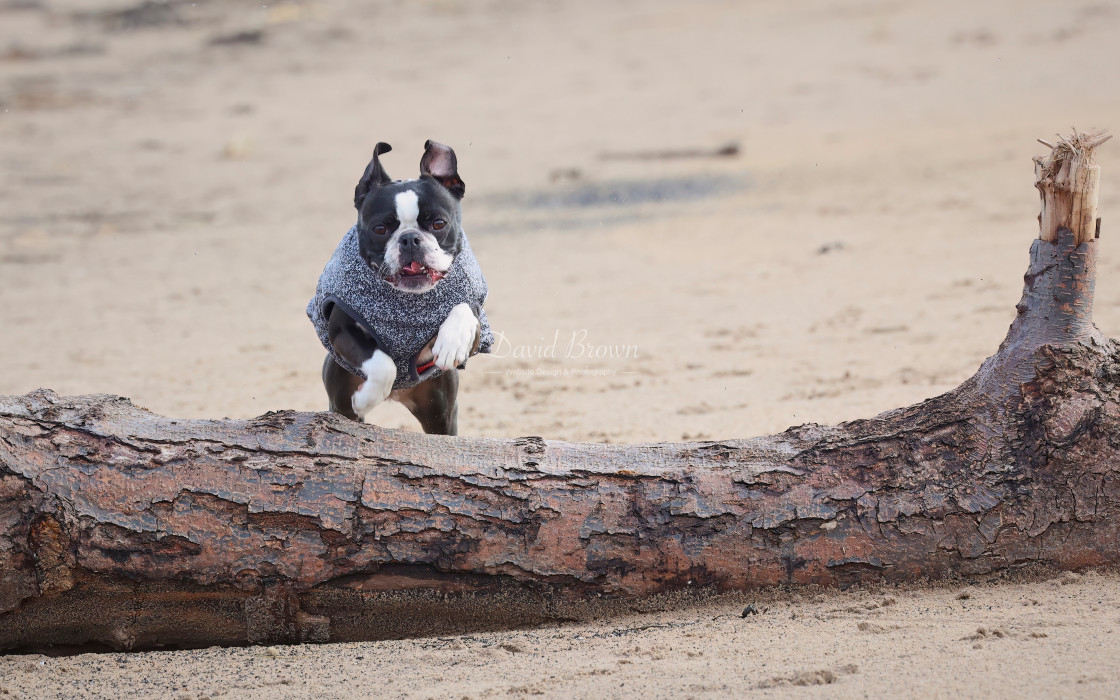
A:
2;0;1120;696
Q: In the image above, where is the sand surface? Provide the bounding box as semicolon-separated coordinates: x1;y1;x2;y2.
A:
2;0;1120;696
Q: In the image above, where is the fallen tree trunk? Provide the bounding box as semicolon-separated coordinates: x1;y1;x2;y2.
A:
2;133;1118;652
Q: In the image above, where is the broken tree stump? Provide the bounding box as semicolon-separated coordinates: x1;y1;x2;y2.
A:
2;132;1118;652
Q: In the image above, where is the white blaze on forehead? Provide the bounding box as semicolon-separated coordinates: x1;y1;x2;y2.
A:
394;190;420;230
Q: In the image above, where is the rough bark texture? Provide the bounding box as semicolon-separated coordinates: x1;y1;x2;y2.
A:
2;137;1118;652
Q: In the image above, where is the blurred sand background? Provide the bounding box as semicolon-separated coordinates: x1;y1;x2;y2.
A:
1;0;1120;697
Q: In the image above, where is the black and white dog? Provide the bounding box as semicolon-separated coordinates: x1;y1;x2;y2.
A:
308;141;493;435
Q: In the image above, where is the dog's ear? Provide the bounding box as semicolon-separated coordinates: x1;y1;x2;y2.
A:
419;140;465;199
354;142;393;209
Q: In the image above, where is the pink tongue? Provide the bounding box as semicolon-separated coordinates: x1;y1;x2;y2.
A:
403;262;424;274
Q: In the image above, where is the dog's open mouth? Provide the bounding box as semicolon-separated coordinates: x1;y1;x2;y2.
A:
385;261;446;288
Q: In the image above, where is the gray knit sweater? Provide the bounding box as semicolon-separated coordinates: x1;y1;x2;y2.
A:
307;226;494;390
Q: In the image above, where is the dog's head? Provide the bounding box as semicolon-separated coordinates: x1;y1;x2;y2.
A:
353;140;466;293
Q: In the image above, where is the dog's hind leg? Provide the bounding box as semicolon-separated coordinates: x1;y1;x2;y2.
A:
394;369;460;435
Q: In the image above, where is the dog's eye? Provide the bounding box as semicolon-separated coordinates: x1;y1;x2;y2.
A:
431;219;446;231
372;224;388;235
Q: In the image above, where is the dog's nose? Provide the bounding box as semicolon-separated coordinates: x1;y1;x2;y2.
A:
399;232;423;252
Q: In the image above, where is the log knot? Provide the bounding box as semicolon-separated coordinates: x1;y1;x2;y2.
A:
514;436;547;468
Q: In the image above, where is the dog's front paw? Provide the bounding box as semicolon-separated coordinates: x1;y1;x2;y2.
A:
432;303;479;371
352;350;396;416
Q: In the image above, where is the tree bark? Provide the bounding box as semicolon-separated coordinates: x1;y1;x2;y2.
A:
2;134;1118;653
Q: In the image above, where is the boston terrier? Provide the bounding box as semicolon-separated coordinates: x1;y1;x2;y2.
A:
307;141;494;435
